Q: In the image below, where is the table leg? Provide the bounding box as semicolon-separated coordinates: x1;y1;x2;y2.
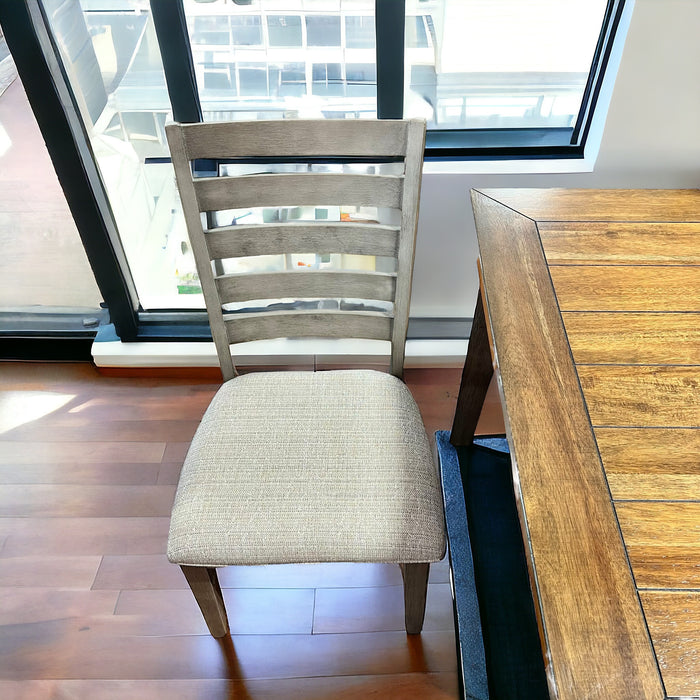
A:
451;291;494;446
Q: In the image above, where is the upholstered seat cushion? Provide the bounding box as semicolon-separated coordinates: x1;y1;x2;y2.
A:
167;370;446;566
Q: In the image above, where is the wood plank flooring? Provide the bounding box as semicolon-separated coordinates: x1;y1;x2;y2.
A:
0;362;475;700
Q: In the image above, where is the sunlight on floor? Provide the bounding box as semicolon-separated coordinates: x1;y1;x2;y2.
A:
0;391;75;434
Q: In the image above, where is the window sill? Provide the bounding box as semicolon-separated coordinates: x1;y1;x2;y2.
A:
91;337;468;370
423;155;595;176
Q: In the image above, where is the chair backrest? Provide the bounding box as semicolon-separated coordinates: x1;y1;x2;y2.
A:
166;119;426;381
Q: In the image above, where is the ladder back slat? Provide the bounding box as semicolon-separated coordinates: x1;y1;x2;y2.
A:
225;310;392;345
165;118;426;378
216;270;397;304
180;119;410;159
205;222;400;259
194;173;403;212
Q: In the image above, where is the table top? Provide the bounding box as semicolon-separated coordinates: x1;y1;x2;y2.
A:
471;189;700;700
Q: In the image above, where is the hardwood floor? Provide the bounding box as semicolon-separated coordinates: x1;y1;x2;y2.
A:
0;362;497;700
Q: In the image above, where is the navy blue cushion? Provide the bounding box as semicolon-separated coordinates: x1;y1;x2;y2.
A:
437;431;549;700
437;431;489;700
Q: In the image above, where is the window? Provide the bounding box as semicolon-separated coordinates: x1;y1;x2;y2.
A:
306;15;341;47
0;0;630;347
39;0;185;313
345;15;375;49
270;62;306;98
0;61;104;331
312;62;343;96
192;15;229;45
182;0;622;157
405;15;428;49
266;15;302;48
202;61;235;91
239;63;268;96
404;0;610;144
230;15;262;46
185;2;378;121
346;63;377;97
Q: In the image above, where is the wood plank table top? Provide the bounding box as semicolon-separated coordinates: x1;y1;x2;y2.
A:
452;189;700;700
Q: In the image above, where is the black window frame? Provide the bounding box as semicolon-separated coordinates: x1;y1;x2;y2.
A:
164;0;627;158
0;0;628;350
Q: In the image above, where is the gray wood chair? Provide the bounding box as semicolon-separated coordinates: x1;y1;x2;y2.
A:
165;118;445;637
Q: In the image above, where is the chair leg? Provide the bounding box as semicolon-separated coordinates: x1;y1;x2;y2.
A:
181;565;230;638
400;562;430;634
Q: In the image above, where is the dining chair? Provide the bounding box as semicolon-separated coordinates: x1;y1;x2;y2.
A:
164;118;446;637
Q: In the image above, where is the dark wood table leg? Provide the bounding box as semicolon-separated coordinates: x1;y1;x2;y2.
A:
450;290;494;446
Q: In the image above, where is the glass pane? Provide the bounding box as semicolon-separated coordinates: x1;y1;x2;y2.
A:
312;62;343;96
41;0;203;310
406;16;428;49
306;16;341;47
345;15;374;49
346;63;376;82
192;16;229;45
0;35;102;314
270;62;305;98
404;0;609;129
231;16;262;46
185;0;377;121
239;63;268;96
267;15;302;48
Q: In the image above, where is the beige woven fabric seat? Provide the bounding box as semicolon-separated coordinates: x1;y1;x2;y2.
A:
165;118;445;638
168;370;445;566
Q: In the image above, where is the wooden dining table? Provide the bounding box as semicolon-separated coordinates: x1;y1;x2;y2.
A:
451;189;699;700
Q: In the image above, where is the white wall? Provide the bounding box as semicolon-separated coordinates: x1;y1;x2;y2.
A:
410;0;700;319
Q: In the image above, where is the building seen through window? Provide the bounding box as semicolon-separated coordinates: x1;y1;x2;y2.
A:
16;0;617;319
183;0;607;129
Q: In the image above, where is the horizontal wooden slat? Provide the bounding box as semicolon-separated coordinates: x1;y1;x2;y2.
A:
478;188;700;222
562;312;700;364
225;310;392;344
596;427;700;500
550;265;700;312
215;270;396;304
577;365;700;427
194;173;403;212
540;222;700;264
617;502;700;588
176;119;410;159
205;222;400;259
639;591;700;698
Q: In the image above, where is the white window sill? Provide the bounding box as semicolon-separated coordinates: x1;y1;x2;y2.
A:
91;337;468;370
423;156;595;176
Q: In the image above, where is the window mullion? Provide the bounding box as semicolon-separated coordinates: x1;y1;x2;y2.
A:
150;0;202;123
375;0;405;119
571;0;626;147
571;0;616;144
